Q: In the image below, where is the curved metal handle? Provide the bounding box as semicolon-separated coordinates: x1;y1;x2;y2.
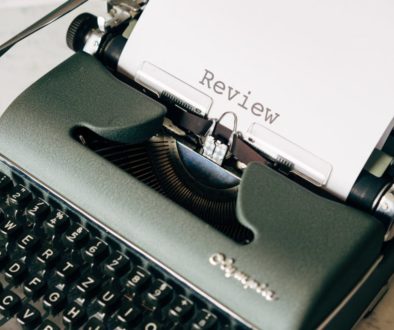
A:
216;111;238;148
0;0;89;58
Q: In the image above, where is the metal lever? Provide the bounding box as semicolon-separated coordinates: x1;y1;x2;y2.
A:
0;0;88;58
202;112;238;166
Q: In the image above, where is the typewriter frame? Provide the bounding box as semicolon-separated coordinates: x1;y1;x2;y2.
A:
0;51;392;329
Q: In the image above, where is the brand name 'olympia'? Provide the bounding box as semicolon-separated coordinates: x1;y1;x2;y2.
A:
209;253;278;302
199;69;280;125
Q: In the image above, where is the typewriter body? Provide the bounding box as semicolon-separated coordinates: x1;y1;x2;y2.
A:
0;1;393;329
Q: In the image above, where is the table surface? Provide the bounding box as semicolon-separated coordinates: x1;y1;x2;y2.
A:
0;1;393;329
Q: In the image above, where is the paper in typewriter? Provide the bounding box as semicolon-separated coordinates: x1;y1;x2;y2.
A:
118;0;394;200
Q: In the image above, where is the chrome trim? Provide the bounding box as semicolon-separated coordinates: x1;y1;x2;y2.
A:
374;183;394;241
83;29;105;55
371;182;391;211
108;0;148;19
0;153;257;330
317;256;384;330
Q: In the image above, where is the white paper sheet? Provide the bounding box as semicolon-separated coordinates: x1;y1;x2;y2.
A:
118;0;394;200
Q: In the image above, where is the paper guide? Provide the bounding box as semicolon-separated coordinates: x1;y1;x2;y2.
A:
118;0;394;200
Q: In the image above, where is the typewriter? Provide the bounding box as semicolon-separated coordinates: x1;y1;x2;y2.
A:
0;1;393;329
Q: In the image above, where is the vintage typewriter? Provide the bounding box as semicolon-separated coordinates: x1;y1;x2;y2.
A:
0;1;393;329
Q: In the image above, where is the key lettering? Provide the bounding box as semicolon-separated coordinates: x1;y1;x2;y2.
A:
23;308;35;319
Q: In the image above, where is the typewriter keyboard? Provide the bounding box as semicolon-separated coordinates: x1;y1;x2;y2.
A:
0;169;248;329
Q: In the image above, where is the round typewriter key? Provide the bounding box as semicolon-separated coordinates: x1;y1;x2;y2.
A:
125;266;151;293
104;252;130;277
26;198;50;223
63;303;86;328
43;288;66;314
138;317;165;330
116;302;142;326
84;318;105;330
76;274;102;298
37;320;60;330
44;210;69;235
55;259;80;283
97;286;121;311
144;280;173;308
169;295;194;323
8;184;32;209
17;232;40;253
192;310;218;330
36;246;60;268
84;238;109;263
0;218;22;240
5;260;27;284
0;290;21;316
63;224;89;249
24;275;46;300
16;304;41;328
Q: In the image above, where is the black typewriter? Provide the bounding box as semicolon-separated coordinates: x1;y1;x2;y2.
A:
0;1;393;329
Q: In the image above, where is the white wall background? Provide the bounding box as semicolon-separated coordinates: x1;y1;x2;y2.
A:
0;0;106;113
